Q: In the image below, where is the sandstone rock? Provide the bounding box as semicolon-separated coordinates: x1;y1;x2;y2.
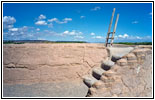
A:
133;49;146;57
107;47;134;59
111;54;122;62
102;70;115;77
121;85;130;94
5;63;15;68
92;81;104;89
125;53;137;60
110;65;120;72
112;94;118;97
89;87;96;95
100;76;115;83
127;60;137;67
83;76;98;87
102;60;115;70
3;43;108;85
116;58;127;66
111;82;123;95
92;67;105;79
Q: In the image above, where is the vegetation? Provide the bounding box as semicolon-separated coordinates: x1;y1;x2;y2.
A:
3;40;87;44
55;41;87;43
114;42;152;45
3;40;151;45
3;41;25;44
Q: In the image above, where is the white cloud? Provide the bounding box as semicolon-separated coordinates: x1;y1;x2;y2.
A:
63;30;69;34
48;23;53;28
35;20;47;25
149;12;152;15
115;34;146;40
48;18;72;24
92;36;104;39
63;30;75;36
91;6;101;11
3;16;16;29
80;16;85;19
118;33;129;38
3;16;16;24
74;36;84;39
4;24;14;29
62;30;83;36
136;36;142;39
3;26;36;40
36;28;40;31
90;32;95;36
64;18;72;21
132;21;138;24
48;18;58;22
39;14;46;20
58;18;72;24
9;28;18;32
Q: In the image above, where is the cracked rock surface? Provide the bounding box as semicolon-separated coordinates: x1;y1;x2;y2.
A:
87;47;152;97
3;43;108;97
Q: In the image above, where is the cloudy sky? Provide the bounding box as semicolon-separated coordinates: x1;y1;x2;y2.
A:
3;3;152;42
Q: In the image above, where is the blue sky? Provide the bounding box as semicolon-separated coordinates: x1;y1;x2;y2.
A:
3;3;152;42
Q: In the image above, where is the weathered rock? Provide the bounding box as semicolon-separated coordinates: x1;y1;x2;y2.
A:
89;48;152;97
132;49;146;57
102;60;115;70
83;76;98;87
116;59;127;66
102;70;115;77
92;67;105;79
111;54;122;62
127;60;138;67
89;87;96;95
125;53;137;60
92;81;104;89
107;47;134;59
3;81;88;97
3;43;108;85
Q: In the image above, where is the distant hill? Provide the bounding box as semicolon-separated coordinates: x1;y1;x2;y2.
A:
3;40;87;44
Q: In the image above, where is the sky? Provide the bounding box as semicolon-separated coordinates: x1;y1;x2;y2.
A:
3;3;152;42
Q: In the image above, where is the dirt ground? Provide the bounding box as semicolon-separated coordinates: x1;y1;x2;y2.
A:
3;43;108;85
3;43;152;97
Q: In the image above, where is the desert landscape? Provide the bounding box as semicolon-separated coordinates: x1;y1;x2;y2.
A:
3;43;152;97
2;2;153;98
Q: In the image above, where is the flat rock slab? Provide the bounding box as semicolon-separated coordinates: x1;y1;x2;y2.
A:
3;81;88;97
108;47;134;59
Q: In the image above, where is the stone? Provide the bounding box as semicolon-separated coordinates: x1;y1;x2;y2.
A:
92;67;105;79
5;63;15;68
112;94;118;97
127;60;137;67
83;76;98;87
116;58;127;66
110;65;120;72
89;87;96;95
102;70;115;77
111;54;122;62
92;81;104;89
111;82;123;95
3;81;88;97
102;60;115;70
133;49;146;57
125;53;137;60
